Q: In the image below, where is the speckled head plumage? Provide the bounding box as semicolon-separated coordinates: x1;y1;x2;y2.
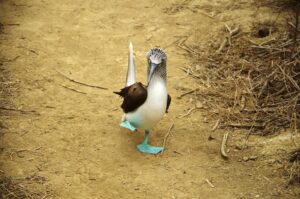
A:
146;48;167;64
146;48;167;83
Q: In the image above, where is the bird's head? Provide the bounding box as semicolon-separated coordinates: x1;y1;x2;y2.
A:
146;48;167;84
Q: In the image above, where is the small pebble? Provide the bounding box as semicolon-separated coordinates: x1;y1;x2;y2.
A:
243;156;249;161
249;156;258;160
235;143;243;150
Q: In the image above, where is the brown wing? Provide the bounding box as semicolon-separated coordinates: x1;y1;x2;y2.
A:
114;82;147;113
166;94;171;113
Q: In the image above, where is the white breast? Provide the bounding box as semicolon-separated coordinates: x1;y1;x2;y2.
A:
125;77;167;130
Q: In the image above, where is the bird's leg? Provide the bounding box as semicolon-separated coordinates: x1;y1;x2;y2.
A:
120;120;137;132
137;130;164;154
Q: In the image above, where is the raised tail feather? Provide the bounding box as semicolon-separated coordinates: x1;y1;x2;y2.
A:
126;42;136;87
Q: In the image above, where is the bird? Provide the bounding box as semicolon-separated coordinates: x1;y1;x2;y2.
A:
114;42;171;154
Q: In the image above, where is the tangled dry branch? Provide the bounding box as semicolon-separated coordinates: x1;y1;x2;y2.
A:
183;28;300;134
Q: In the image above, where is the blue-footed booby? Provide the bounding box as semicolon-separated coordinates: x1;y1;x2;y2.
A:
114;42;171;154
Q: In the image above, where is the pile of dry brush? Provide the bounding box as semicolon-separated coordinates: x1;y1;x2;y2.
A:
180;0;300;134
182;24;299;134
179;0;300;184
0;175;44;199
285;149;300;185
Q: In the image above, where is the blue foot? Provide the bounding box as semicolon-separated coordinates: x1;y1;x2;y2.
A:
137;143;164;154
120;121;136;132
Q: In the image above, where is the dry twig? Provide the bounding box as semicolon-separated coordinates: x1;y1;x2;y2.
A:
216;24;240;53
212;119;220;132
56;69;108;90
178;88;199;99
178;107;196;118
60;84;87;94
205;178;215;188
161;123;175;155
221;132;229;159
0;107;37;114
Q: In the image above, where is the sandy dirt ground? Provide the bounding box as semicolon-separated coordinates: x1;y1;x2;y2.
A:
0;0;299;198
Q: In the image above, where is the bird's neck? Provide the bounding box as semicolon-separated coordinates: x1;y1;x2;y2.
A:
148;75;167;96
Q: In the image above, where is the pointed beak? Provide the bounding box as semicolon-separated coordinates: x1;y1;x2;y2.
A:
148;63;157;84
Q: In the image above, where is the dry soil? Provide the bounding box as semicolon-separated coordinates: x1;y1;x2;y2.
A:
0;0;299;198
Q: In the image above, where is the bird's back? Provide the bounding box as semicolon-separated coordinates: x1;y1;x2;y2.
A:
114;82;147;113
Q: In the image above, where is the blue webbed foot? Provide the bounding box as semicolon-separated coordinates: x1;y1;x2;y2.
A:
120;121;136;132
137;143;164;154
137;131;164;154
